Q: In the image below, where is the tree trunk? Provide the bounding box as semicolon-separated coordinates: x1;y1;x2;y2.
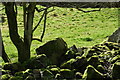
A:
24;2;36;62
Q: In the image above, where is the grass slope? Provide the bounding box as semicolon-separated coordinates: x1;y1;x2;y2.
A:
0;6;118;63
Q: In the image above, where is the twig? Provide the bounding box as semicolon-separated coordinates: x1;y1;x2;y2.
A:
47;7;55;13
15;3;17;16
35;6;51;12
32;38;42;42
40;8;47;42
76;8;101;13
32;11;45;33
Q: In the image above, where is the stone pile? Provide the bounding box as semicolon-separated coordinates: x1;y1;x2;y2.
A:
1;38;120;80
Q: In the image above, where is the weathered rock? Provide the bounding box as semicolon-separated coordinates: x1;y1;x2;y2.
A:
9;76;23;80
111;55;120;64
112;61;120;79
24;54;51;69
82;65;104;80
42;69;54;79
97;65;106;74
49;67;60;75
60;69;74;79
87;55;100;68
104;42;120;50
3;62;25;72
60;58;76;69
75;72;83;79
1;74;10;80
108;27;120;43
73;56;88;73
36;38;68;65
25;75;34;80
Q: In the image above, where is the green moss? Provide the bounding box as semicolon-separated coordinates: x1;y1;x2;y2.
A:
9;76;23;80
1;74;10;80
82;65;104;80
60;69;74;79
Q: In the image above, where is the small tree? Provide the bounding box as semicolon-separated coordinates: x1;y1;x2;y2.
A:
4;2;36;63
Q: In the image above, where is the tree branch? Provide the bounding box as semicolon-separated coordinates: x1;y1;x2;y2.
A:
40;8;47;42
32;38;42;42
76;8;101;13
32;10;45;33
35;6;51;12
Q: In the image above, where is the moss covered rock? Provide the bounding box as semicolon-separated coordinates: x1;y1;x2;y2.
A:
82;65;104;80
1;74;10;80
9;76;23;80
24;54;51;69
60;69;74;79
112;61;120;79
87;55;100;68
36;38;68;65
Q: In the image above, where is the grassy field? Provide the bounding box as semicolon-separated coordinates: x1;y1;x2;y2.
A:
0;5;118;64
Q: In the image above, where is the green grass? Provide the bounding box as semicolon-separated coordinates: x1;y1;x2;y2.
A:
0;5;118;64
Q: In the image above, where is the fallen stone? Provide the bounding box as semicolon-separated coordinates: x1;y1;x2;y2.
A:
36;38;68;65
82;65;104;80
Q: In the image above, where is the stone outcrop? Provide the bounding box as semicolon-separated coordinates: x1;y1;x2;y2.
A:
108;27;120;43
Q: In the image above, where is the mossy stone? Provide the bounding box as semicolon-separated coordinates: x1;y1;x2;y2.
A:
60;58;76;69
112;61;120;79
75;72;83;79
60;69;74;79
9;76;23;80
36;38;68;65
42;69;54;79
82;65;104;80
24;54;51;69
1;74;10;80
87;55;100;68
25;75;34;80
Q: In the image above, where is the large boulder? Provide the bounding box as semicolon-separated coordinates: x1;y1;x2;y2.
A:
36;38;68;65
108;27;120;43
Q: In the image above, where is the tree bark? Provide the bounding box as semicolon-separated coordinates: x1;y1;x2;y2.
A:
24;3;36;62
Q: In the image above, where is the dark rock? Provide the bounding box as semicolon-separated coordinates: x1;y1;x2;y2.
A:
82;65;104;80
9;76;23;80
60;69;74;79
60;58;76;69
49;67;60;75
111;55;120;64
33;69;41;79
112;61;120;79
108;27;120;43
55;73;62;79
87;55;100;68
97;65;106;74
25;75;34;80
75;72;83;79
42;69;54;79
1;74;10;80
3;62;25;74
23;54;51;69
36;38;68;65
104;42;120;50
73;56;88;73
